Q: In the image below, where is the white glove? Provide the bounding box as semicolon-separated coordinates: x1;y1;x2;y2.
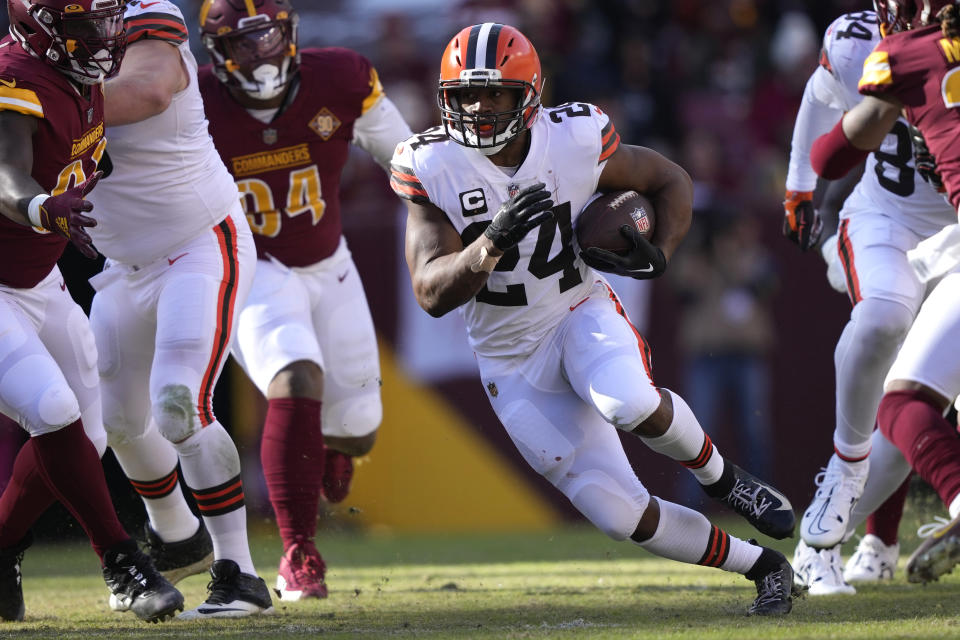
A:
820;233;848;294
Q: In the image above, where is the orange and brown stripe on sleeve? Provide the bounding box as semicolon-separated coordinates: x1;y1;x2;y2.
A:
598;119;620;164
191;475;245;517
125;13;188;45
697;525;731;568
390;162;430;204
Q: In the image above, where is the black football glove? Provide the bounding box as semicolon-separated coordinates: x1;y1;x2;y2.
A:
782;189;822;251
909;124;945;193
484;182;555;250
37;171;101;259
580;225;667;279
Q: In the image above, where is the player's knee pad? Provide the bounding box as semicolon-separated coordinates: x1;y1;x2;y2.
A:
557;469;649;541
153;384;199;443
1;354;80;431
850;297;914;357
325;391;382;443
585;356;660;430
500;398;575;482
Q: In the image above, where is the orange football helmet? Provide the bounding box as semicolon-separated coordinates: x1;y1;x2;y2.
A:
437;23;543;155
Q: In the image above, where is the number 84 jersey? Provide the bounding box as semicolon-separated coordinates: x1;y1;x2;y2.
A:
392;103;620;358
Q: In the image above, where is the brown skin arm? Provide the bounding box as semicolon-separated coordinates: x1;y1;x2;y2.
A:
841;93;903;151
404;198;502;317
596;143;694;263
104;39;188;126
0;110;44;227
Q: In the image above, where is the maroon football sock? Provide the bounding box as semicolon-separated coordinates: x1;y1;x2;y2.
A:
0;414;27;496
864;474;911;546
0;439;55;548
30;420;129;559
261;397;325;549
878;390;960;510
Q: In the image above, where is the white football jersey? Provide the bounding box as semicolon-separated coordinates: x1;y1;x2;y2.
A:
88;0;240;265
393;104;619;358
786;11;953;235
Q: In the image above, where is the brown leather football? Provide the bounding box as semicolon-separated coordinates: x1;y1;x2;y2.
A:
575;190;656;253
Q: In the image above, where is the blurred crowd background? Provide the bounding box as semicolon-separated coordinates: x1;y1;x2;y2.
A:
11;0;895;538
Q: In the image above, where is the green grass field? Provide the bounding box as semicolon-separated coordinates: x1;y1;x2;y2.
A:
6;512;960;640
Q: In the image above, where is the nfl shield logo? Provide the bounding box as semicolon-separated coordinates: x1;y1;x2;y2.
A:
262;128;278;145
486;381;498;398
507;184;520;199
87;107;94;123
630;206;650;233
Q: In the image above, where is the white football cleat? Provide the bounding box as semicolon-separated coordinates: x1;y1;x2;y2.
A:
793;539;855;595
801;454;868;548
844;534;898;583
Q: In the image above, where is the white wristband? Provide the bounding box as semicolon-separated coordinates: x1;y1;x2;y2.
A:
470;246;501;273
27;193;48;228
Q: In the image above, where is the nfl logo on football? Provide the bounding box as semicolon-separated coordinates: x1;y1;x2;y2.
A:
630;206;650;234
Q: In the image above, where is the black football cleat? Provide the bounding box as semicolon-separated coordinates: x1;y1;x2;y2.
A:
0;531;32;622
144;521;214;585
706;460;796;539
746;544;803;616
102;539;184;623
178;560;274;619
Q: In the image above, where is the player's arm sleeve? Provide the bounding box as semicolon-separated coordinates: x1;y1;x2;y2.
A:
598;114;620;166
353;92;414;171
389;143;431;205
124;2;188;46
786;68;845;192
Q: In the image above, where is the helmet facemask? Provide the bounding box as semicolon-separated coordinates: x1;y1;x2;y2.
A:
11;0;126;84
438;69;540;156
203;12;298;102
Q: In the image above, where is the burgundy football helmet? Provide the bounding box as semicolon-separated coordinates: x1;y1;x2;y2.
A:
7;0;125;84
874;0;958;34
199;0;299;101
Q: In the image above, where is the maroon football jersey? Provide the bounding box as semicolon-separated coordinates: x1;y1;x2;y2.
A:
200;48;377;267
859;25;960;210
0;37;106;288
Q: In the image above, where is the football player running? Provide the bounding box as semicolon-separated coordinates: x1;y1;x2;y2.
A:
811;0;960;583
84;0;272;619
394;23;800;616
195;0;411;600
783;9;955;594
0;0;183;623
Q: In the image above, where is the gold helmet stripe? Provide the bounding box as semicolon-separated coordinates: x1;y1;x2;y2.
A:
198;0;213;25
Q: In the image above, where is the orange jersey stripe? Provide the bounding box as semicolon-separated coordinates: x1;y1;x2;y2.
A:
599;132;620;163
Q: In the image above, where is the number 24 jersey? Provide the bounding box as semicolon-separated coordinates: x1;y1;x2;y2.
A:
391;104;621;358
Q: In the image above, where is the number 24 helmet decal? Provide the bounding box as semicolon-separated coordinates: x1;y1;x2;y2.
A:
438;23;544;156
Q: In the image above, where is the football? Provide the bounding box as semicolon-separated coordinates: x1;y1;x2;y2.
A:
575;190;656;254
